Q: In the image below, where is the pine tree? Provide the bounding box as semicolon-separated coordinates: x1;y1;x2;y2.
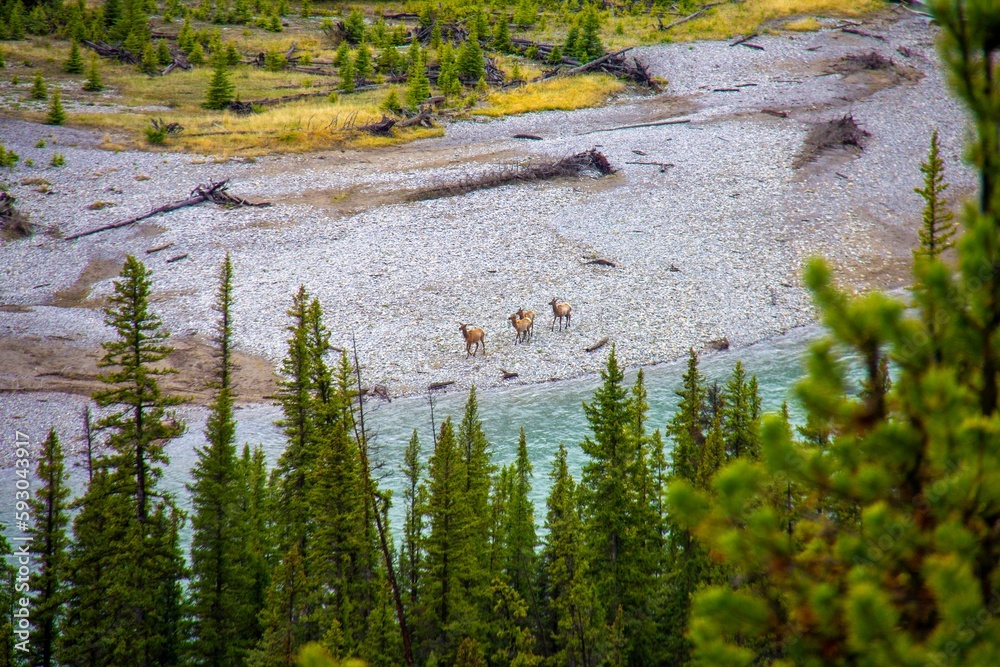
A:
563;25;580;60
105;0;122;29
400;430;425;613
670;5;1000;663
546;44;563;66
235;444;273;650
457;30;485;83
380;88;403;114
492;15;512;54
576;5;604;62
46;89;66;125
83;53;104;92
27;429;70;667
344;8;366;43
721;360;761;460
541;444;604;667
354;41;373;82
61;256;187;667
204;55;235;109
915;130;956;259
66;39;84;74
141;41;159;75
405;43;429;109
8;0;26;40
333;41;350;68
249;544;311;667
189;254;253;667
339;54;355;92
30;71;47;100
158;39;174;67
189;42;207;66
0;523;14;664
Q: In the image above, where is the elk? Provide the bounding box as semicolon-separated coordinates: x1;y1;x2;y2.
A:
549;299;572;331
458;322;486;358
515;308;536;341
509;313;531;344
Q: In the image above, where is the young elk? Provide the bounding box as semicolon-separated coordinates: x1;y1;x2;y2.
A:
508;313;531;344
515;308;536;341
548;299;572;331
458;322;486;358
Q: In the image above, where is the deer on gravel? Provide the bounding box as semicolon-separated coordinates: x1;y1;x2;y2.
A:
509;313;532;344
549;299;572;331
458;322;486;358
515;308;535;341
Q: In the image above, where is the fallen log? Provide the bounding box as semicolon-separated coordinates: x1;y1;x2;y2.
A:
406;149;615;202
577;117;691;136
544;47;657;88
513;133;543;140
706;336;730;351
360;115;397;136
713;87;741;92
626;161;675;172
83;40;139;64
428;380;455;391
560;47;633;76
585;258;617;267
761;108;789;118
65;181;270;240
840;26;887;41
166;253;188;263
397;111;433;128
585;337;609;353
0;192;32;238
730;33;759;47
501;370;519;380
383;12;419;20
145;242;174;254
742;42;765;51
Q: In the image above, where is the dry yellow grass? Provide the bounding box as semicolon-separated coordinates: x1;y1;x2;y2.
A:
784;17;824;32
664;0;884;41
476;74;625;118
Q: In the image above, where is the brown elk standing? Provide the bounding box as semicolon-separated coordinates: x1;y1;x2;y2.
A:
548;299;572;331
509;313;531;344
458;322;486;358
515;308;535;341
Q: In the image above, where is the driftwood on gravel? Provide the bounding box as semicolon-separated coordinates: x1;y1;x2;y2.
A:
501;370;519;380
65;181;270;241
513;133;543;140
406;149;615;202
577;117;690;136
0;192;32;238
585;337;609;353
794;114;870;168
834;51;894;73
546;47;658;89
428;380;455;391
360;116;397;136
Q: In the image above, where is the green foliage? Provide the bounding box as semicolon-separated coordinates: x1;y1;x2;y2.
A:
576;5;604;62
141;41;159;75
226;41;242;66
146;123;167;144
60;256;187;667
492;15;513;54
354;42;373;82
437;42;461;98
7;0;26;40
26;3;48;36
189;42;207;65
405;43;429;109
333;40;350;68
27;429;70;667
457;32;484;83
377;44;403;75
264;48;287;72
344;8;366;44
46;90;65;125
339;53;355;92
204;56;236;109
300;0;311;19
65;39;84;74
0;46;5;68
83;53;104;91
0;143;19;168
380;88;402;114
0;521;13;664
513;0;539;29
50;152;65;166
546;44;563;65
915;129;956;259
158;39;174;67
30;70;46;100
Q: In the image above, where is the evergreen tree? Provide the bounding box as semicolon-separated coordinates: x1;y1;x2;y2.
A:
27;429;70;667
61;256;187;667
333;41;350;68
541;444;604;666
66;39;84;74
344;8;365;43
489;580;542;667
380;88;403;114
669;5;1000;664
339;54;355;92
405;42;429;109
30;71;47;100
400;430;425;614
457;30;485;83
915;129;956;259
436;42;461;98
46;89;66;125
104;0;122;28
188;254;253;667
140;41;159;75
249;544;311;667
204;54;235;109
420;418;477;663
546;44;563;66
491;15;512;54
189;42;207;66
0;523;14;664
354;41;373;82
7;0;26;40
563;25;580;60
235;443;273;650
83;53;104;92
158;39;174;67
576;5;604;61
721;360;761;460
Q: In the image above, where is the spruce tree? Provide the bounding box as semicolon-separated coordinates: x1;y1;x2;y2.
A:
83;53;104;92
503;428;537;616
405;43;430;109
491;15;512;54
204;54;235;110
0;524;14;664
576;5;604;62
104;0;122;29
158;39;174;67
914;129;956;259
457;30;485;83
249;544;311;667
339;54;355;92
669;4;1000;663
235;444;273;650
400;430;425;613
62;255;187;667
721;360;761;460
46;89;65;125
27;429;70;667
189;254;252;667
354;41;373;82
141;41;159;75
30;71;47;100
541;444;604;666
66;39;84;74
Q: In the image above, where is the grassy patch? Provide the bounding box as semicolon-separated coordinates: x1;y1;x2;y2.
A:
666;0;885;41
784;17;824;32
476;75;625;118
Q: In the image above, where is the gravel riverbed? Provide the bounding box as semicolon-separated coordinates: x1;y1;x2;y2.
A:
0;9;977;400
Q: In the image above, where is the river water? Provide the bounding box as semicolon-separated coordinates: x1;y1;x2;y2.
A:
1;324;855;545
